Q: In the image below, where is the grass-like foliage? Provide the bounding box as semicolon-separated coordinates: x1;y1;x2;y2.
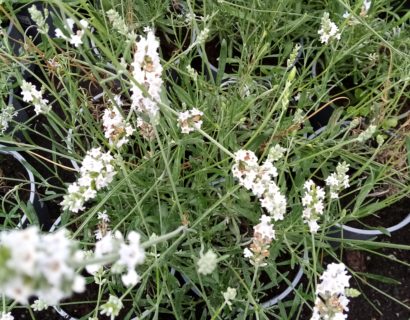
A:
0;0;409;319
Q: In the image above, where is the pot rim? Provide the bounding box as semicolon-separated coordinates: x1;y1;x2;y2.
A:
337;213;410;236
260;248;308;309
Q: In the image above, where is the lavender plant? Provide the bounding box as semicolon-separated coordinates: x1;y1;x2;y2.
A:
0;0;408;319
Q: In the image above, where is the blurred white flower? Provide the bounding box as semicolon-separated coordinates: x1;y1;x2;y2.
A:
197;249;218;275
222;287;237;308
0;227;84;305
186;65;198;81
360;0;371;16
184;12;196;23
136;118;155;141
106;9;130;36
197;27;210;44
0;312;14;320
97;210;110;222
95;210;110;240
87;230;145;288
31;299;49;311
121;269;140;287
100;295;123;320
116;231;145;272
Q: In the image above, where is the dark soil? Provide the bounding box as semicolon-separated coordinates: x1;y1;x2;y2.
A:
346;223;410;320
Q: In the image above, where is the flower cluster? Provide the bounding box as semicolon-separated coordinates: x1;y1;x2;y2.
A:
86;230;145;287
197;249;218;275
0;104;16;134
102;96;134;148
267;144;287;162
222;287;237;309
197;27;210;44
130;28;163;125
106;9;131;37
0;312;13;320
311;263;351;320
232;149;287;220
31;299;49;311
60;148;117;213
318;12;341;44
302;180;325;234
357;124;376;142
243;215;276;266
55;18;89;47
325;162;350;199
0;227;85;305
177;108;204;134
20;80;50;115
186;65;198;81
100;295;123;319
28;5;49;35
136;117;155;141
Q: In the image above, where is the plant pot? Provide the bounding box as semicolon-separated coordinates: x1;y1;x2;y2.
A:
257;248;308;309
0;144;49;229
308;123;410;242
329;214;410;242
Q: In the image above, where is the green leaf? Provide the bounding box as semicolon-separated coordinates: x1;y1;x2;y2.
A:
362;273;401;285
216;39;227;85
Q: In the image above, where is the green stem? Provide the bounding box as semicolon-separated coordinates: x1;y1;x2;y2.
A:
141;225;188;248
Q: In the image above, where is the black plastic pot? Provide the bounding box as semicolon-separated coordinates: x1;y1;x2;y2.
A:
257;248;308;309
328;215;410;242
308;123;410;242
0;144;50;229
